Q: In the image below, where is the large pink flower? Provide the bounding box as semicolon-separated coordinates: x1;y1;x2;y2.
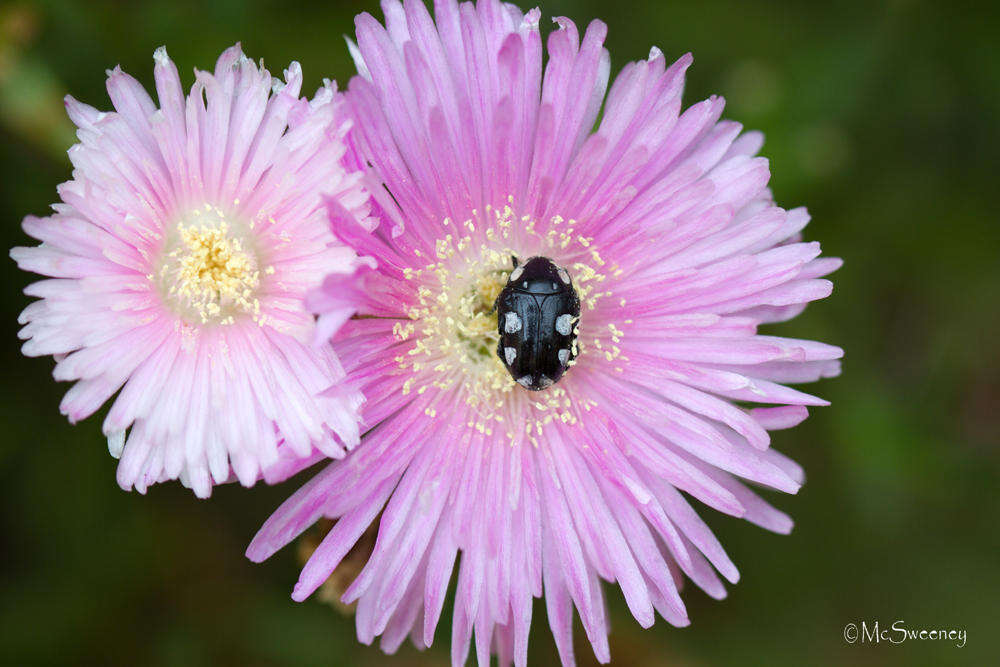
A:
249;1;842;664
12;45;370;497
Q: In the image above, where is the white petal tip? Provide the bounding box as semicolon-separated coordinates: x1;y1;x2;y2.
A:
521;8;541;29
107;430;125;459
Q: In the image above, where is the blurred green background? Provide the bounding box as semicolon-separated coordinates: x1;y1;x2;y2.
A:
1;0;997;665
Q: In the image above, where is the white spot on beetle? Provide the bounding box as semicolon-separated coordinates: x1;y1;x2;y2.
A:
504;347;517;365
504;312;522;333
555;314;574;336
516;375;533;387
509;266;524;281
557;268;570;284
538;376;554;388
558;349;570;366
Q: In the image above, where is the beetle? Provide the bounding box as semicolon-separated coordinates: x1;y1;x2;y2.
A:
494;256;580;391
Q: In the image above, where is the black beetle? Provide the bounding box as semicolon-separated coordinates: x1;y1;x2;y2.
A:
494;256;580;391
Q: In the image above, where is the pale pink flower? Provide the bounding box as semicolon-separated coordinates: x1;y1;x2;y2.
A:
12;45;370;497
249;1;843;664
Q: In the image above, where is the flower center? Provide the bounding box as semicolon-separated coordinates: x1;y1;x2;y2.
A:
392;201;622;442
397;247;514;406
157;205;269;326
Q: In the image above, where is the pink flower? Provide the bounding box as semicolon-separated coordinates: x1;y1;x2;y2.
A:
12;45;371;497
249;1;842;664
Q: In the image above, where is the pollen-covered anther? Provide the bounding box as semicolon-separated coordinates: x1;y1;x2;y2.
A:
158;207;266;326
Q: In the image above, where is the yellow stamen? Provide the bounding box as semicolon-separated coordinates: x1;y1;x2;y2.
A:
158;207;266;326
